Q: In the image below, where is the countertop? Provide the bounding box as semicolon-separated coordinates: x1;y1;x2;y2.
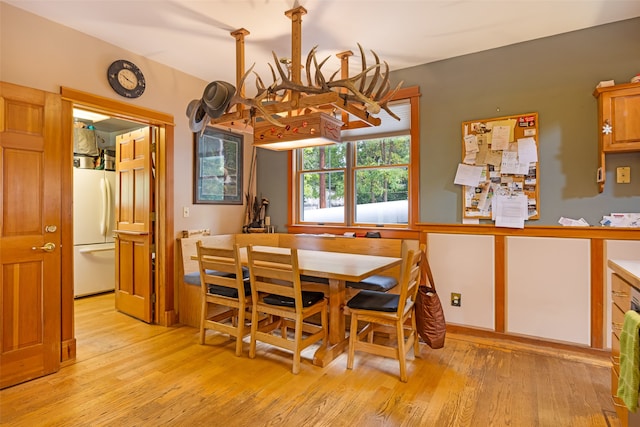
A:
608;259;640;290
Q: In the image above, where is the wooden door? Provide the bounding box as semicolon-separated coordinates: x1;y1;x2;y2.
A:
0;82;62;388
114;127;154;323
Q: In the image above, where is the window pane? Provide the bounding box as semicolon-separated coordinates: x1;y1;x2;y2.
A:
354;167;408;224
301;171;345;222
356;137;410;167
301;144;347;170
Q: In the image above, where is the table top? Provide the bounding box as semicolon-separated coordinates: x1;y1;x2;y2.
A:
248;245;402;282
194;245;402;283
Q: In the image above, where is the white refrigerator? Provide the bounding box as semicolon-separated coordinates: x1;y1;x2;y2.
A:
73;168;116;297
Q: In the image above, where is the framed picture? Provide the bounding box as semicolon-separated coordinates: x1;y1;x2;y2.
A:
194;127;243;204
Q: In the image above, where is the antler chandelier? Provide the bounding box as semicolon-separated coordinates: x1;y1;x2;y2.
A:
187;6;403;150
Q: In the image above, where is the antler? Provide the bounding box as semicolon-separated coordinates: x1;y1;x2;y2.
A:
222;44;403;127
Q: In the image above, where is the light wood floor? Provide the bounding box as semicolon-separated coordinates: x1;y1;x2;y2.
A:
1;293;619;427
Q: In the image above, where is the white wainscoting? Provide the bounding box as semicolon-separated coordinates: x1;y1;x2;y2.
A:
506;236;591;345
605;240;640;349
427;233;495;330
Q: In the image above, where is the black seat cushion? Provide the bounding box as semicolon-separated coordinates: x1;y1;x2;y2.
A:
207;280;251;298
264;291;325;308
347;289;399;312
300;274;329;285
346;275;398;292
183;266;249;286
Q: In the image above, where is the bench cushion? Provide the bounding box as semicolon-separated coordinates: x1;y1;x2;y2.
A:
207;281;251;298
264;291;325;308
346;275;398;292
300;274;329;285
347;289;399;312
183;266;249;286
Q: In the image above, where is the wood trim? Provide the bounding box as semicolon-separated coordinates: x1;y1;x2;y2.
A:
409;89;421;228
286;225;421;240
591;238;605;349
60;339;76;366
60;98;76;362
446;324;610;360
60;88;176;341
494;235;506;333
60;87;173;126
418;223;640;239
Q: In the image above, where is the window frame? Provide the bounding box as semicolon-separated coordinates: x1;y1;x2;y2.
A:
288;86;421;233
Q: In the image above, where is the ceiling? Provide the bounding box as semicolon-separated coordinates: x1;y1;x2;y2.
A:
8;0;640;94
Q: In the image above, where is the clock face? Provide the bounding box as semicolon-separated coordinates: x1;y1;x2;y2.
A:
107;60;146;98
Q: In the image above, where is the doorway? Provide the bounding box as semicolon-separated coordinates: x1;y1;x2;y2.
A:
60;87;176;363
72;108;145;300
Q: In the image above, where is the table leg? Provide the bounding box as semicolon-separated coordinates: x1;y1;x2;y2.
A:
313;278;348;367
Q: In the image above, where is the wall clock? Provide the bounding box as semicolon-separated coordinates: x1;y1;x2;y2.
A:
107;59;146;98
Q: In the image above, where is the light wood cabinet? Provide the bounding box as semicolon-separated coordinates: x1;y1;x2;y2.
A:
608;259;640;427
593;82;640;192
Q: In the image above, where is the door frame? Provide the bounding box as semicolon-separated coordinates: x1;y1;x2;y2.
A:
60;87;175;363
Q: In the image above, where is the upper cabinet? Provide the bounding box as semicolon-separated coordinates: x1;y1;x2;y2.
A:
593;82;640;192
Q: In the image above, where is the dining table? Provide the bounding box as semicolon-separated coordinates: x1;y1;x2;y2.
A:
196;245;402;367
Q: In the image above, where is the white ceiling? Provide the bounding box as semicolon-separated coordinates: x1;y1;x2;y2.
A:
7;0;640;90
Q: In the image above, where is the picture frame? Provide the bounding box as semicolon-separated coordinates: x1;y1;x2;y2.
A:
194;127;243;204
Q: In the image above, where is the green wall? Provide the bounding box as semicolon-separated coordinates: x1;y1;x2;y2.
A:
257;17;640;229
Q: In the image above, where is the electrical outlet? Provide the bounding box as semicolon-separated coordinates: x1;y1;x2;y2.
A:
183;207;190;218
617;167;631;184
451;292;461;307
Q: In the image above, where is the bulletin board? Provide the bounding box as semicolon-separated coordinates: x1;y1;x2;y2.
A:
460;112;539;220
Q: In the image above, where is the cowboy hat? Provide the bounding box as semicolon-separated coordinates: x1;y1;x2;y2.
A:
202;80;236;119
186;98;209;133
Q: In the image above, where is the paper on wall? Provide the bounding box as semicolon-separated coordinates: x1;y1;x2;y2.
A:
454;163;485;186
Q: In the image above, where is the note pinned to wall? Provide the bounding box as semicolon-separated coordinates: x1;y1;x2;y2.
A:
458;112;540;222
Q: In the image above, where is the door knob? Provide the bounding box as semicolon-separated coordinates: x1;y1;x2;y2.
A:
32;242;56;252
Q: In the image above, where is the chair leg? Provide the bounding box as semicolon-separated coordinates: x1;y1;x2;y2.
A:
292;316;303;374
411;315;420;357
235;304;246;357
396;320;407;382
347;312;358;370
249;306;258;359
199;298;207;345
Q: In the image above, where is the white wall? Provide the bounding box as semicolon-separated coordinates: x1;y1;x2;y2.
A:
0;2;254;237
507;236;590;345
427;233;495;330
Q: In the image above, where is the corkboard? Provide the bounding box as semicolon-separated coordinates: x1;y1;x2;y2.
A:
460;112;539;220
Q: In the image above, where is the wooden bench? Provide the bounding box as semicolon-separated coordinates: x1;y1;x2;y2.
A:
176;233;418;327
176;234;278;327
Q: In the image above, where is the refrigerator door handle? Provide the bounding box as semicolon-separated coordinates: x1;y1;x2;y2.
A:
105;175;112;237
100;177;107;237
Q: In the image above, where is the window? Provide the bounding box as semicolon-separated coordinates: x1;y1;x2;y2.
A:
293;93;419;228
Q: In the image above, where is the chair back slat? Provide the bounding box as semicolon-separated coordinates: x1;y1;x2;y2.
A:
196;241;245;296
247;245;303;308
396;248;422;315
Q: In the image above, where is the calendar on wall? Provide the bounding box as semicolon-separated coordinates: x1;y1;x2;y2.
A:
458;112;539;221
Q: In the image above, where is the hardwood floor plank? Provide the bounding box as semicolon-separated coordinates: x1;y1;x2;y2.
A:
0;293;617;427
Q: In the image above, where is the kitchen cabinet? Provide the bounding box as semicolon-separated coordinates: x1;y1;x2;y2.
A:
593;82;640;192
608;259;640;427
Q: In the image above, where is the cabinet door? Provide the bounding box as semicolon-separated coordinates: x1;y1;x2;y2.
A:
602;86;640;152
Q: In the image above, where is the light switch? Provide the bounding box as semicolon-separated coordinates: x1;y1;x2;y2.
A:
616;167;631;184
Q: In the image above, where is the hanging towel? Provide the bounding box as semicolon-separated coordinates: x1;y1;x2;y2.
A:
617;310;640;412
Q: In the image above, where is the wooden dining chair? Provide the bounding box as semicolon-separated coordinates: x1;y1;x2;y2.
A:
196;241;251;356
345;244;424;382
246;245;328;374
